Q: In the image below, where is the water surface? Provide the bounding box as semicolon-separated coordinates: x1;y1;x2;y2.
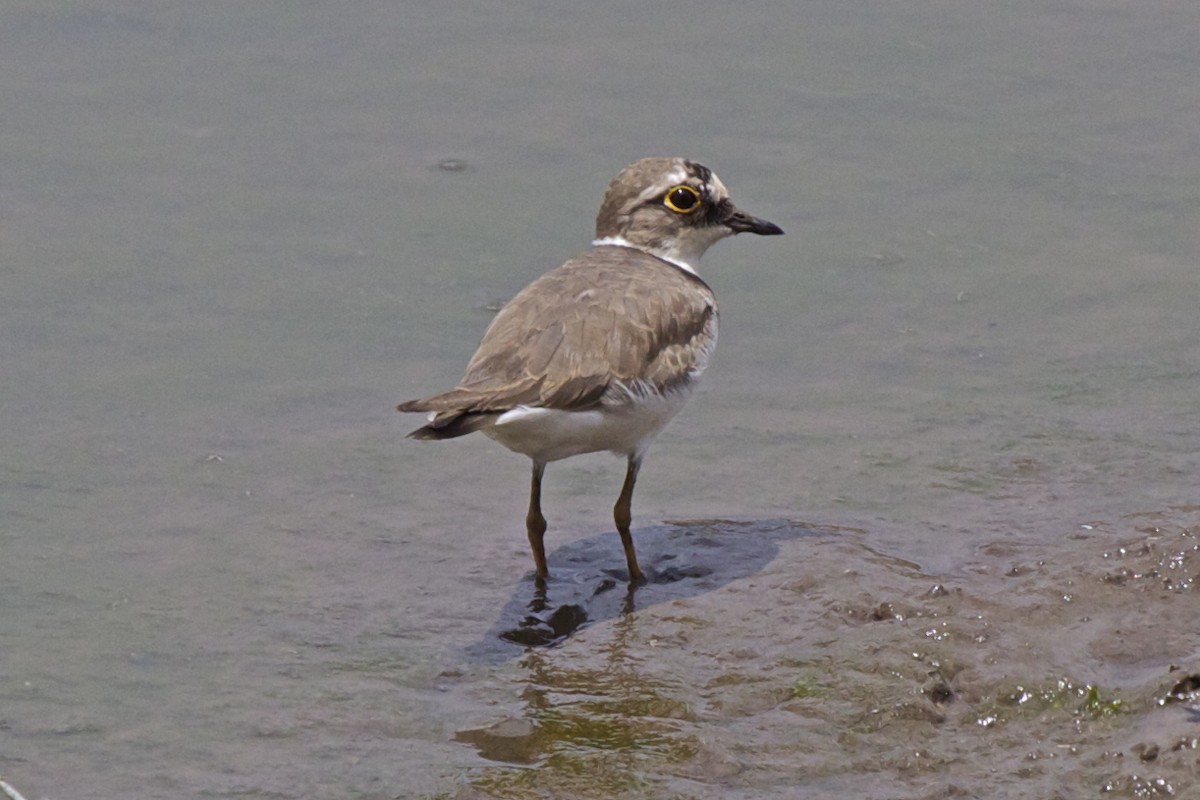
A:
2;2;1198;797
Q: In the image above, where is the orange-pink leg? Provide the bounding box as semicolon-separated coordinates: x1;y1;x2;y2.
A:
526;461;549;579
614;455;646;584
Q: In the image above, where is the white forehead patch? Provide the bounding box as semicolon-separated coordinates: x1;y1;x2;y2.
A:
706;172;729;199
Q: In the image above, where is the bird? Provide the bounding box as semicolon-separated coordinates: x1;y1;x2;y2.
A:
397;157;783;583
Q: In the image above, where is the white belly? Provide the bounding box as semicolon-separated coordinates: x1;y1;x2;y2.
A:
483;386;694;464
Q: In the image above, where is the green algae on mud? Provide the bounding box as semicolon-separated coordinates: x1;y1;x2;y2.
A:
973;677;1127;729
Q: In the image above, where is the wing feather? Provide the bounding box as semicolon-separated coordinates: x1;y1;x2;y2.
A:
398;247;717;416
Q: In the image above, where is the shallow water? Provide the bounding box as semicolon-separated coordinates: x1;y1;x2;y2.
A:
2;2;1199;798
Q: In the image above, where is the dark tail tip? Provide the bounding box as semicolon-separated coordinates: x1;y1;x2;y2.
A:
407;425;448;440
405;412;495;441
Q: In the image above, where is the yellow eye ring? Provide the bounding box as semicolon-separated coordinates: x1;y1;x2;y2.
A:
663;184;701;213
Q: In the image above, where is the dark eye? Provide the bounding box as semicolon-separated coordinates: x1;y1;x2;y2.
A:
663;185;701;213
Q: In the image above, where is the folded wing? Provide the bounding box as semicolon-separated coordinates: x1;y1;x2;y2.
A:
397;248;717;438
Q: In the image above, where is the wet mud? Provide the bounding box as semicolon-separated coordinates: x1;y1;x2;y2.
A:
465;520;832;656
441;512;1200;799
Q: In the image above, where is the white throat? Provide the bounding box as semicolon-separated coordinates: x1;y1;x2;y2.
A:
591;235;698;275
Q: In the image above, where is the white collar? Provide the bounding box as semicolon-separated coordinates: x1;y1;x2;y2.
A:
591;236;697;275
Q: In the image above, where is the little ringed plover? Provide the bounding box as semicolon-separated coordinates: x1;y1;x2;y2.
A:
398;157;783;583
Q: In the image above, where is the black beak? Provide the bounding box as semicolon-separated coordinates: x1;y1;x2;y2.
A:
723;206;785;236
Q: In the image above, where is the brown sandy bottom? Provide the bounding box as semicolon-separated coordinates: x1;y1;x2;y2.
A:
439;509;1200;799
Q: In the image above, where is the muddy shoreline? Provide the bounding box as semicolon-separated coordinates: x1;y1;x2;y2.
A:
442;512;1199;798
